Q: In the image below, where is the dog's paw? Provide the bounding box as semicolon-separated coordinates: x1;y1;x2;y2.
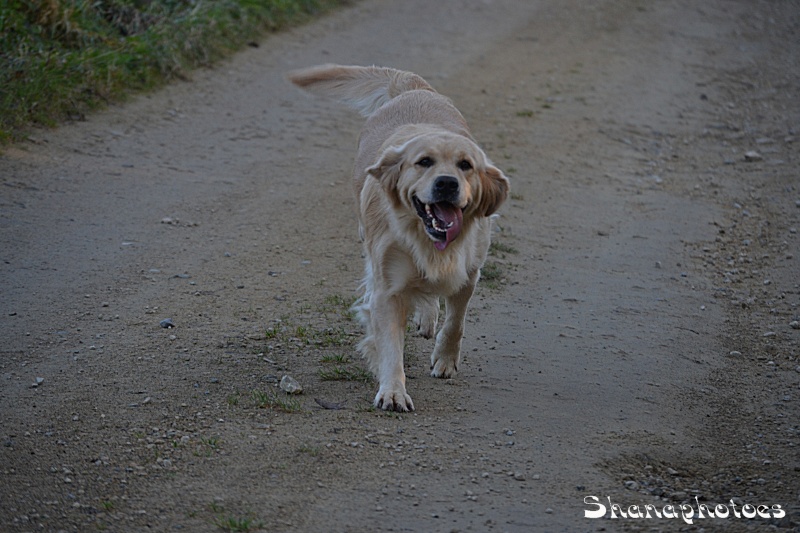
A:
431;352;458;378
413;308;437;339
415;319;435;339
374;386;415;412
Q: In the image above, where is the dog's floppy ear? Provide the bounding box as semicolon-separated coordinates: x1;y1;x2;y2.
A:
366;144;406;202
477;163;510;217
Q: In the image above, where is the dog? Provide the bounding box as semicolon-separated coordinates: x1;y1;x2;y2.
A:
288;65;509;411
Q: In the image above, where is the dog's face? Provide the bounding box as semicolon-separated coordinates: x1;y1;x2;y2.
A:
367;131;509;251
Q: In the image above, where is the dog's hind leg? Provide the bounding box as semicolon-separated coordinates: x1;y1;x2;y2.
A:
412;294;439;339
430;270;478;378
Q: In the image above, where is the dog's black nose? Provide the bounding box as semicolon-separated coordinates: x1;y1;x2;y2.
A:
434;175;459;196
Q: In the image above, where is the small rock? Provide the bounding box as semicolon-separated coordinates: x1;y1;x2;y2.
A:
280;375;303;394
159;318;175;329
624;480;639;490
513;472;526;481
728;351;742;357
31;377;44;388
790;321;799;330
743;151;763;162
314;398;346;410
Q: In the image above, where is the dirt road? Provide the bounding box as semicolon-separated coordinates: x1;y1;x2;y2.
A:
2;0;798;531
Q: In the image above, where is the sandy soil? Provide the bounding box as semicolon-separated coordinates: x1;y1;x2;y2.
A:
1;0;798;531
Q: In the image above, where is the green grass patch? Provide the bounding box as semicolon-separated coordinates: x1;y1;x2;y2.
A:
251;389;302;411
265;322;354;348
320;293;357;320
193;436;221;457
213;515;263;533
479;261;504;289
318;365;372;383
297;444;321;456
320;353;350;364
489;240;518;257
1;0;347;142
209;503;264;533
226;393;241;406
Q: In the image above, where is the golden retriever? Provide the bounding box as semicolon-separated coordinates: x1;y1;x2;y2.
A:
288;65;509;411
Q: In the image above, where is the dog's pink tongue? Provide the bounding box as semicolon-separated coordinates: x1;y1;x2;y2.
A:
432;203;463;251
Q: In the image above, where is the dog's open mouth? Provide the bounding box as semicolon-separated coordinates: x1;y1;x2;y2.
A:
413;196;464;251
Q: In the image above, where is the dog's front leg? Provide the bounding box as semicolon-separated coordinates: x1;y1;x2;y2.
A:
430;270;478;378
371;291;414;412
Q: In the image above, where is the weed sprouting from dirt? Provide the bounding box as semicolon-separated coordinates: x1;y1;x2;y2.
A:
209;503;264;532
318;365;373;383
250;390;301;412
193;437;221;457
320;353;350;364
479;261;504;289
489;240;519;257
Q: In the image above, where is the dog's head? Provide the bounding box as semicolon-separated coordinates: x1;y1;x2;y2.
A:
366;129;509;251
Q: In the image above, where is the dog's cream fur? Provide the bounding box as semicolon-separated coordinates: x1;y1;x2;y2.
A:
288;65;509;411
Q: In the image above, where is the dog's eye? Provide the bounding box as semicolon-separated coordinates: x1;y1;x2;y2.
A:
416;157;434;168
457;159;473;171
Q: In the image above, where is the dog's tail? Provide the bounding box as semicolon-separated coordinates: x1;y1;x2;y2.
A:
287;64;435;117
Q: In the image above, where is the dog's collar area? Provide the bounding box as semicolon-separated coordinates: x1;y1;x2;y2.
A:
412;196;464;251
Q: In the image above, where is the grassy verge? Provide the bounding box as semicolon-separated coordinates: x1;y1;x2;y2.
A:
0;0;347;142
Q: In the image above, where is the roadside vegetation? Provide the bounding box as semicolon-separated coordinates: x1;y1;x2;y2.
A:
0;0;346;142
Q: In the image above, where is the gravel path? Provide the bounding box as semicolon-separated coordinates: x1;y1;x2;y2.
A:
1;1;798;531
